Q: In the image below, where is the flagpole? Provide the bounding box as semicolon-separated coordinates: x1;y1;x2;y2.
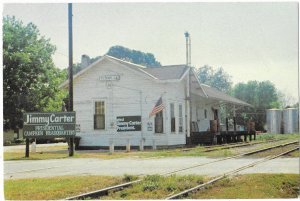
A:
139;91;144;151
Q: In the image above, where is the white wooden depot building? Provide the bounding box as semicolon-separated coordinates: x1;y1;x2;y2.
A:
61;55;250;149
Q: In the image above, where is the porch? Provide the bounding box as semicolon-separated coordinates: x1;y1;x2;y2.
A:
189;84;254;145
190;131;256;145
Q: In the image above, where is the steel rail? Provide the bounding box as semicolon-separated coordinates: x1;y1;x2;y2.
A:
161;140;298;176
203;138;281;149
168;139;280;153
165;146;299;200
242;140;298;156
64;140;298;200
65;179;142;200
204;139;286;152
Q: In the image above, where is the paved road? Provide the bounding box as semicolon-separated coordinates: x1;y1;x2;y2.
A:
4;156;299;179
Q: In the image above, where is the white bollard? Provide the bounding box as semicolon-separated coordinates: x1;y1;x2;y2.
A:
213;136;217;145
152;139;157;150
31;141;36;153
139;139;144;151
126;139;131;152
109;140;114;153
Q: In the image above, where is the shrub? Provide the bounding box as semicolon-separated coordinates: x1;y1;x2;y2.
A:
144;175;161;182
120;191;128;198
14;139;24;144
165;182;177;192
142;181;159;192
123;174;138;182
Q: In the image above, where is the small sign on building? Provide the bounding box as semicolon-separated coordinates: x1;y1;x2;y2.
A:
147;122;153;131
99;74;120;81
116;116;141;132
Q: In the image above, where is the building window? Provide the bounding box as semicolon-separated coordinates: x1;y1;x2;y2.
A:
170;103;175;132
179;104;183;132
94;101;105;129
155;111;163;133
204;109;207;119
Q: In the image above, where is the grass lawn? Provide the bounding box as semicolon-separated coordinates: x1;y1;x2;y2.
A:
4;133;298;160
4;174;205;200
5;174;299;200
256;133;299;141
3;146;234;160
4;175;123;200
100;174;205;200
189;174;300;199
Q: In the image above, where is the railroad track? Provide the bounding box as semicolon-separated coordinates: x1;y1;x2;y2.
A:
203;139;285;152
203;139;281;149
65;140;298;200
165;146;299;199
161;140;298;176
65;180;142;200
166;139;281;153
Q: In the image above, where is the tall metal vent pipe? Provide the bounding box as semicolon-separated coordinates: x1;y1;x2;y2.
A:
185;32;191;66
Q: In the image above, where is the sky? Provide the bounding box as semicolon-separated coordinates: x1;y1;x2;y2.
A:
2;2;299;103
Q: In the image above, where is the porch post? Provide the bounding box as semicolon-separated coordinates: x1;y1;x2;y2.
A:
233;105;237;142
233;105;237;133
226;117;229;133
186;68;191;145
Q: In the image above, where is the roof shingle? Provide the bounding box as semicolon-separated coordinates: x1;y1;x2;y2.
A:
200;84;252;107
143;65;189;80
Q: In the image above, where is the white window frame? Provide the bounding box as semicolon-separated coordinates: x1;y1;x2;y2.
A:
154;110;164;134
170;103;176;133
178;103;183;133
94;100;106;130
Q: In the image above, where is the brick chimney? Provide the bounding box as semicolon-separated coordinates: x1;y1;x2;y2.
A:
81;54;90;68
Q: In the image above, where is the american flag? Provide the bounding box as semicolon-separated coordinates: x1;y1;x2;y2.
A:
149;96;164;117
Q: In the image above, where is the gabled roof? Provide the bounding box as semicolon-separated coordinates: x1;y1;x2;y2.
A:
105;55;159;79
60;55;190;88
60;55;251;107
200;84;252;107
106;56;190;80
143;65;189;80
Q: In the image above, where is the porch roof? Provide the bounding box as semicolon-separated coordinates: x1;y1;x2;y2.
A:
200;84;252;107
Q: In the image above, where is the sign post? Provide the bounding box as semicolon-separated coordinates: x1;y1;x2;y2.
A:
23;112;76;157
25;138;29;158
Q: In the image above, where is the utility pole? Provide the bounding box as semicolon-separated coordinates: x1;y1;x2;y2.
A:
68;3;74;156
185;32;192;145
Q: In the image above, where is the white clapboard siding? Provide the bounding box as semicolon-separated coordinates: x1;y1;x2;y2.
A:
191;97;220;132
74;57;187;147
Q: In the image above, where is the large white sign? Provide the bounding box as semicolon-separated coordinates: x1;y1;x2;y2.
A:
23;112;76;138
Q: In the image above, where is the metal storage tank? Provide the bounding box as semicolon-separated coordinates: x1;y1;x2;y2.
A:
283;108;299;134
266;109;282;134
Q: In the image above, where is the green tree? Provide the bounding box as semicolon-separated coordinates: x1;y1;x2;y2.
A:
196;65;233;124
196;65;232;93
71;46;161;75
277;90;297;109
3;16;66;130
107;45;161;67
231;80;280;130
